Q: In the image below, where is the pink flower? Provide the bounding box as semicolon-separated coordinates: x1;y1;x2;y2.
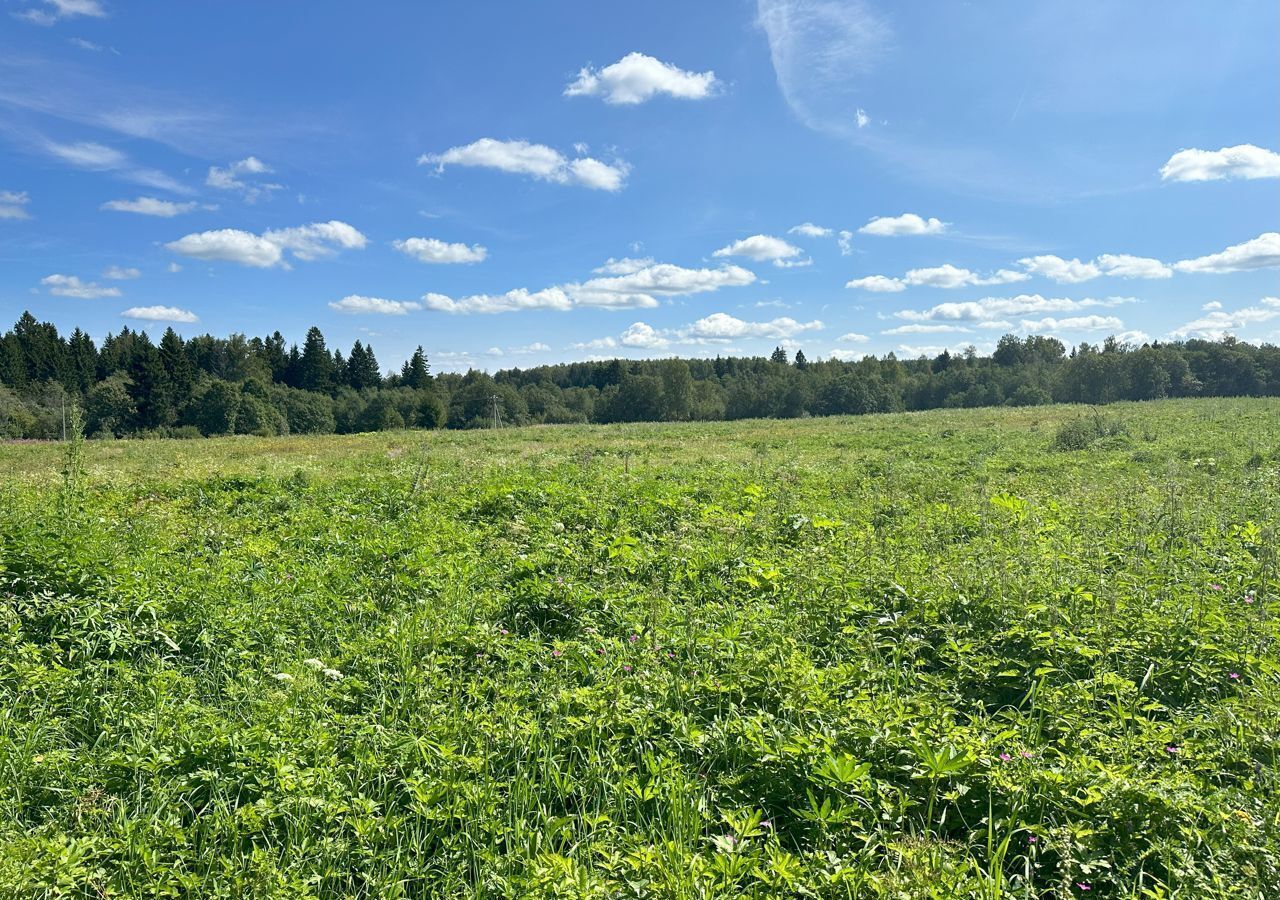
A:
1076;884;1091;891
499;629;509;635
1229;672;1241;680
666;651;675;658
629;634;639;643
1211;583;1223;590
596;647;606;654
622;665;632;672
1165;745;1179;755
1020;751;1034;759
551;649;563;658
1027;835;1038;843
1245;592;1256;604
999;753;1012;761
761;819;773;829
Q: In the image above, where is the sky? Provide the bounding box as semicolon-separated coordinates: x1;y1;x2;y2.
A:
1;0;1278;372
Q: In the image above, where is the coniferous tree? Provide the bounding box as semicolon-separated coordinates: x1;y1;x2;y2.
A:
770;346;788;365
401;346;430;388
66;329;98;394
793;349;809;370
347;340;382;390
298;327;334;393
128;335;174;429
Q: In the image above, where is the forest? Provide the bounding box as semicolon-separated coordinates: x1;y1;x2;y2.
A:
2;310;1279;438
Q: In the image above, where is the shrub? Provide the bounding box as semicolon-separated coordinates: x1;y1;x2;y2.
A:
1051;412;1129;451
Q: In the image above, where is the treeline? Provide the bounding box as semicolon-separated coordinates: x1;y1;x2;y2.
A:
1;311;1278;439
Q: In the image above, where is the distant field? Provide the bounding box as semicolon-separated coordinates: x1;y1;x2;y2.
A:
2;398;1278;898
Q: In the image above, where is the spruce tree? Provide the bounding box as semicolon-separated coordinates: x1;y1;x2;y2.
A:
298;327;334;393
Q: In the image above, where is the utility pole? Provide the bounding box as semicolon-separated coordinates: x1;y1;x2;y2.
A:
490;393;501;429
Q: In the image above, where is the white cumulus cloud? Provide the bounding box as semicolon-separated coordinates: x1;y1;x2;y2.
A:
895;294;1136;323
393;237;487;264
422;287;573;315
419;138;629;191
103;265;140;280
206;156;281;202
1160;144;1280;182
1169;298;1280;339
789;222;832;237
101;196;198;217
859;213;948;236
713;234;804;265
1173;232;1280;274
1019;315;1125;332
329;295;424;315
565;52;718;104
166;220;367;268
846;274;905;293
685;312;823;340
121;305;198;323
41;273;121;298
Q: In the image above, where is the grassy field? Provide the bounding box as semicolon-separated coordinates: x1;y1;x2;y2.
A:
2;398;1279;898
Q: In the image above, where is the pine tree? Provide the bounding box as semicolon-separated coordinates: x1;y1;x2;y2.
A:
66;329;98;394
347;340;382;390
128;334;174;429
770;346;788;365
159;328;193;413
298;327;334;393
401;346;429;388
793;349;809;370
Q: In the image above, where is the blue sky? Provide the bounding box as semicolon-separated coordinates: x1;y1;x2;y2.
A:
1;0;1277;371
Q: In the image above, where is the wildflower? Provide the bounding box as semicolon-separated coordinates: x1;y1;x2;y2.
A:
1165;745;1179;755
622;664;633;672
1076;884;1091;891
596;647;606;654
1245;591;1256;604
551;649;563;658
273;673;294;682
499;628;509;635
323;668;343;680
1020;751;1034;759
1027;835;1038;843
629;634;639;643
303;658;324;670
999;753;1012;762
1229;672;1241;680
1210;583;1223;591
666;651;675;658
761;819;773;829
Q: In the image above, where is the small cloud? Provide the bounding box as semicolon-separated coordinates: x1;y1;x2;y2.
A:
837;230;853;255
167;262;182;273
392;237;487;264
16;0;105;25
103;265;140;280
855;108;870;128
166;220;367;268
565;52;719;104
837;332;870;343
41;273;121;298
713;234;804;264
420;138;629;191
121;305;198;324
1160;144;1280;182
69;36;102;50
789;222;832;238
101;196;198;217
0;190;31;220
1202;300;1222;311
1173;232;1280;274
206;156;282;202
329;295;423;315
859;213;947;237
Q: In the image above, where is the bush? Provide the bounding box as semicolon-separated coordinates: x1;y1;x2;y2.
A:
1051;412;1129;451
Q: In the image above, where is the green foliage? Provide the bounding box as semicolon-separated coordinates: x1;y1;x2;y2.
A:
1052;412;1131;451
1;398;1279;897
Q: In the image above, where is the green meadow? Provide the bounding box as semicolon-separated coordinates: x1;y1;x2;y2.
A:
1;398;1278;898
